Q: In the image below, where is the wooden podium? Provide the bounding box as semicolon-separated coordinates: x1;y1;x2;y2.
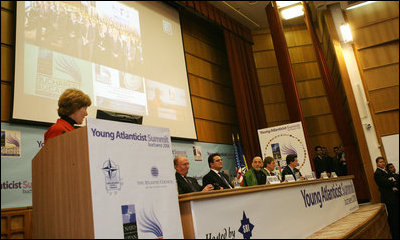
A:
32;127;95;238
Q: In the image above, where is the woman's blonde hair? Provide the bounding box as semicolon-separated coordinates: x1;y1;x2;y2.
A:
57;88;91;117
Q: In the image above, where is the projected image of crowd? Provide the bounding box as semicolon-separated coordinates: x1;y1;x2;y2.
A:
24;1;143;71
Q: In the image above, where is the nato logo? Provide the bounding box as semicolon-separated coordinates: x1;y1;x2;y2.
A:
151;166;159;177
238;211;254;239
102;159;122;194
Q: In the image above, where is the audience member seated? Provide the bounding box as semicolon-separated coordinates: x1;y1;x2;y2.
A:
374;157;399;239
202;153;233;190
243;156;267;186
313;145;332;178
174;155;213;194
281;154;305;182
263;156;276;176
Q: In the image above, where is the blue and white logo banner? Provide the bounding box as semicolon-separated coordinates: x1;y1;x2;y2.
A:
258;121;312;177
87;118;183;238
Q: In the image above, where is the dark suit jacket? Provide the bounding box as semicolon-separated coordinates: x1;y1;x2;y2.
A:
281;166;302;182
202;170;233;189
313;155;332;178
374;168;398;205
175;172;203;194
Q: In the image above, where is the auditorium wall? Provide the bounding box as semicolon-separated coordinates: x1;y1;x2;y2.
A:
346;1;399;143
252;24;342;156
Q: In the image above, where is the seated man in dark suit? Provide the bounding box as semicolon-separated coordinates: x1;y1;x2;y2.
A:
174;156;213;194
202;153;233;190
281;154;305;182
243;156;267;186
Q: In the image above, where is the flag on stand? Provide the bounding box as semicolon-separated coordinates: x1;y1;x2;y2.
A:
232;134;243;184
236;134;248;180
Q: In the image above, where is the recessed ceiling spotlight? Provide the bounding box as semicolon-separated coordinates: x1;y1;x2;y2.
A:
248;1;258;5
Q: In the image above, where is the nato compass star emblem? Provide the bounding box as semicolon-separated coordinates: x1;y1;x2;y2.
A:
238;211;254;239
102;159;122;194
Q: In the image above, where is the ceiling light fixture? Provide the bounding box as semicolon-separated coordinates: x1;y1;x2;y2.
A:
280;4;304;20
346;1;376;10
340;23;353;43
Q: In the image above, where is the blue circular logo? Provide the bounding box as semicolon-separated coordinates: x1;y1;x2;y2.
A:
151;167;159;177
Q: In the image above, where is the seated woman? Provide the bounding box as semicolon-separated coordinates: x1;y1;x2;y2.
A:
44;88;91;144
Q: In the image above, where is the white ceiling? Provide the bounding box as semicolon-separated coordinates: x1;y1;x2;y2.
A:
207;1;344;31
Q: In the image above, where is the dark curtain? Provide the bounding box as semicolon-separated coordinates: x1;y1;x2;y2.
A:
224;29;267;163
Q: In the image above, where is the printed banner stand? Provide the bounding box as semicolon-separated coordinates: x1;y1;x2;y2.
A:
32;118;183;238
258;121;312;177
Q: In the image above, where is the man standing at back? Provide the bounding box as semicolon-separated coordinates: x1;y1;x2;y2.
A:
374;156;399;239
174;156;213;194
243;156;267;186
202;153;233;189
313;146;332;178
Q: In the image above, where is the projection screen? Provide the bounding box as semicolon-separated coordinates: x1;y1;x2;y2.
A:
13;1;197;139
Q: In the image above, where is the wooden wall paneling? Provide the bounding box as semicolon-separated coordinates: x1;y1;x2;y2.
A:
1;82;11;122
191;97;237;124
188;74;234;105
257;67;281;86
369;86;399;113
252;34;274;51
353;18;399;49
296;79;326;99
292;62;321;81
183;33;227;67
363;64;399;91
1;8;14;45
346;1;399;29
374;111;399;136
357;43;399;70
284;26;312;47
305;114;338;136
0;1;15;10
185;54;231;86
253;50;278;68
268;120;291;128
264;103;290;123
181;11;238;144
300;97;331;116
288;45;317;63
309;132;342;152
1;207;32;239
195;119;238;143
260;85;285;104
1;45;13;81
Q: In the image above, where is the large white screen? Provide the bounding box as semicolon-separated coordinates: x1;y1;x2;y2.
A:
14;1;197;139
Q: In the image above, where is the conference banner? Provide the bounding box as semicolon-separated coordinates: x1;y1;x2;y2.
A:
1;122;47;209
86;118;183;238
190;178;359;238
258;121;312;177
1;121;236;210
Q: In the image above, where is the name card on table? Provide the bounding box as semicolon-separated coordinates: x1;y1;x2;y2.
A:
267;176;281;184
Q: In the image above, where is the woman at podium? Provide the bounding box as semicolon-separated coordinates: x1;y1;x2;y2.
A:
44;88;91;144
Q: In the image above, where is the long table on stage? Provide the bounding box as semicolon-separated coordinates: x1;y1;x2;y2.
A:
178;176;389;239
